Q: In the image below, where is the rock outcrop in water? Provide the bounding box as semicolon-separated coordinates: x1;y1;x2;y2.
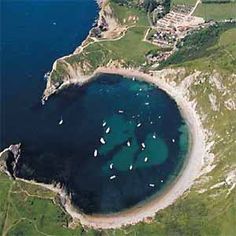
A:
0;143;21;179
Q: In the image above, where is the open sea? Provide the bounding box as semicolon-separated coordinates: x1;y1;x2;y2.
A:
1;0;189;214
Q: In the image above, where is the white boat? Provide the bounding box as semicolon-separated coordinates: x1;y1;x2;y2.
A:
145;102;149;105
149;183;155;187
132;77;135;81
153;134;157;139
110;175;116;180
118;110;124;114
53;22;57;25
129;165;133;170
94;149;98;157
109;163;113;169
150;121;153;124
144;157;148;162
161;180;164;183
158;115;161;119
105;127;110;134
102;121;106;127
139;88;142;91
100;138;106;144
127;141;131;147
59;117;63;125
172;139;175;143
141;143;146;148
137;123;142;127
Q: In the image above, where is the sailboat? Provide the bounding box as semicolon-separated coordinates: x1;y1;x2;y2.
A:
144;157;148;162
129;165;133;171
94;149;98;157
105;127;110;134
110;175;116;180
59;117;63;125
100;137;106;144
127;141;131;147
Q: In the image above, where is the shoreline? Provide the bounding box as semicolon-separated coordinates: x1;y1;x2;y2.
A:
8;67;207;229
58;67;206;229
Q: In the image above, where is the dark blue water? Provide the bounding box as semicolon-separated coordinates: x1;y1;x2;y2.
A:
1;1;189;214
1;0;98;147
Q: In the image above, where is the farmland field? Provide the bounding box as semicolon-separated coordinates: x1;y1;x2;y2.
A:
194;2;236;20
171;0;197;7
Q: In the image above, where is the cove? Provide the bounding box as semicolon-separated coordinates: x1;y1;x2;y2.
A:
1;0;189;215
15;74;189;214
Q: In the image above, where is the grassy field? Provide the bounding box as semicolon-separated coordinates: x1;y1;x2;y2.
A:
171;0;197;7
0;173;86;236
97;27;158;65
77;26;157;70
194;2;236;20
202;0;236;2
159;22;236;73
180;26;236;74
110;1;149;26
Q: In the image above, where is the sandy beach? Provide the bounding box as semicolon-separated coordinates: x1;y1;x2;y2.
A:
43;67;207;229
